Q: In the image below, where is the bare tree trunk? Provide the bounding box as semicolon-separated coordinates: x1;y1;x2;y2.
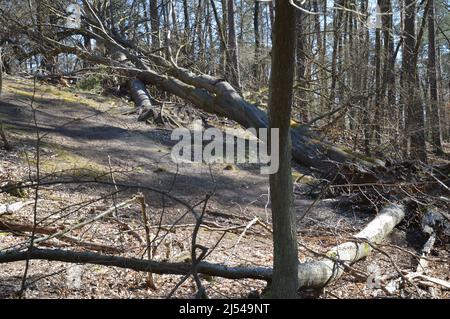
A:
226;0;241;91
296;9;309;123
436;45;449;141
313;0;326;113
221;0;229;74
329;0;343;111
361;0;371;155
381;0;395;107
253;0;261;84
266;0;298;299
0;46;3;96
380;0;396;147
170;0;179;43
150;0;160;49
2;5;381;173
427;0;443;155
403;0;427;162
210;0;228;76
374;12;382;146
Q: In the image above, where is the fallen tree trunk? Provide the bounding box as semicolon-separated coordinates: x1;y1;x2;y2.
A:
0;218;122;253
134;66;380;172
0;201;34;215
0;203;405;289
0;248;272;281
297;203;406;288
129;79;162;122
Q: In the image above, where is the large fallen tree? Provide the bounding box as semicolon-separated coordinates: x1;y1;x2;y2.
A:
0;203;406;289
0;5;382;174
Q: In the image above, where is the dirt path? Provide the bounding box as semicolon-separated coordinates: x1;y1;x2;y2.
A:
1;77;266;211
0;76;358;227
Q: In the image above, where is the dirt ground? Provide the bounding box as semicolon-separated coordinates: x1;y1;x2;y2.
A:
0;76;449;299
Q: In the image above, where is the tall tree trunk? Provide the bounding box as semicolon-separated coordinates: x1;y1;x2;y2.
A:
253;0;261;84
403;0;427;162
381;0;395;107
427;0;443;154
226;0;241;91
266;0;299;299
210;0;228;75
313;0;326;114
436;45;448;141
374;8;382;146
0;46;3;96
296;9;309;123
222;0;229;75
380;0;396;147
361;0;371;155
150;0;160;49
329;0;343;111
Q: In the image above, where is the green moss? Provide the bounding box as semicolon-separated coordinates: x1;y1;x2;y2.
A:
153;166;166;173
173;252;192;263
76;74;103;92
326;251;337;259
292;171;316;184
223;163;237;171
21;142;109;177
362;242;371;255
6;81;116;111
201;274;215;283
2;181;29;198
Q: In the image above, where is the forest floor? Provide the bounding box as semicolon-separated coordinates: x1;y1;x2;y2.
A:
0;75;449;299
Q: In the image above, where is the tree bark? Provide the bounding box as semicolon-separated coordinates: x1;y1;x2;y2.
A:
150;0;160;49
226;0;241;91
266;0;298;299
253;0;261;83
129;79;161;122
296;9;309;123
427;0;443;155
403;0;427;162
329;0;343;111
0;46;2;96
374;4;382;146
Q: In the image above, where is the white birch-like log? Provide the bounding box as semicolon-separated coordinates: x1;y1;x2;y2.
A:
0;201;35;215
297;203;405;288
